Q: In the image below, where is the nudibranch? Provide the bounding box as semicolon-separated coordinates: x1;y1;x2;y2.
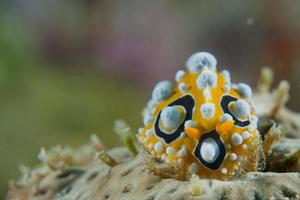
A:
138;52;265;180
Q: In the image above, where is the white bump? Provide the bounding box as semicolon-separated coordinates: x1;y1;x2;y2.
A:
200;103;216;120
188;163;199;174
147;99;158;109
148;143;154;148
229;153;237;161
160;106;186;131
178;146;187;157
255;130;260;136
146;129;154;137
166;147;175;155
226;144;232;150
236;83;252;98
184;120;197;128
220;114;233;122
221;168;228;174
222;85;231;92
231;133;243;146
175;70;186;82
138;128;144;134
143;114;154;126
179;131;186;138
192;107;196;114
242;144;248;150
231;84;238;89
142;138;148;143
229;99;250;121
196;70;218;89
152;80;174;102
154;142;163;153
203;88;212;100
250;101;257;113
200;137;220;163
242;131;250;139
250;115;259;125
186;52;217;73
179;83;189;92
248;125;255;132
161;154;167;160
221;70;231;85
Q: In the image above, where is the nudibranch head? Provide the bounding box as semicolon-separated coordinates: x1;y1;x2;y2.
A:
138;52;264;180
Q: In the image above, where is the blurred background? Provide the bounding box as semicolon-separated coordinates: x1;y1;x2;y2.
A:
0;0;300;197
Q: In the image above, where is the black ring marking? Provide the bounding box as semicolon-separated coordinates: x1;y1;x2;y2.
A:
154;95;195;144
194;130;226;170
220;95;250;127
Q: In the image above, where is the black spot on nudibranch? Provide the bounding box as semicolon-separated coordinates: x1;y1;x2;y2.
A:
154;95;195;144
220;95;250;127
194;130;226;170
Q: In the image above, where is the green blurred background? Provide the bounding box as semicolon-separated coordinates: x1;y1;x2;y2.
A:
1;0;300;197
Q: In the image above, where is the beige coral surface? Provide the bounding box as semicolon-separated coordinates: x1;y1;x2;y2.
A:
6;69;300;200
6;147;300;200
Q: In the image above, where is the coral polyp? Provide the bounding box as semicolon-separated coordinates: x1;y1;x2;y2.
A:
138;52;265;180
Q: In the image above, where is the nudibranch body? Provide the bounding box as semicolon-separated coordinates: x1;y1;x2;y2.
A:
138;52;264;180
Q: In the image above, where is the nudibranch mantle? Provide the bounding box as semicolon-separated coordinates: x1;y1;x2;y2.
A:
138;52;264;180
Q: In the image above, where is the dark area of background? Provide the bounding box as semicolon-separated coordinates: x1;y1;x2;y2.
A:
0;0;300;197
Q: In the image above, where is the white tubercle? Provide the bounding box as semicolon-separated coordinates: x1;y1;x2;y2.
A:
143;114;154;126
231;133;243;146
220;113;233;122
221;70;231;85
179;83;189;92
229;153;237;161
188;163;199;174
160;106;186;131
152;80;174;102
177;146;187;157
222;85;231;92
184;120;198;128
242;131;250;139
147;99;158;109
236;83;252;99
200;103;216;120
203;88;212;100
229;99;250;121
248;125;255;132
138;128;144;134
186;52;217;73
166;147;175;155
145;129;154;136
221;168;228;174
154;142;163;153
242;144;248;150
175;70;186;82
226;144;232;150
180;131;186;138
196;70;218;89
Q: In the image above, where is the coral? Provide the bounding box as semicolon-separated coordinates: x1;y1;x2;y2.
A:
6;147;300;200
5;56;300;200
267;138;300;173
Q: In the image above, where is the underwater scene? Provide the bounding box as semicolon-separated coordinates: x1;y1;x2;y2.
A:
1;1;300;199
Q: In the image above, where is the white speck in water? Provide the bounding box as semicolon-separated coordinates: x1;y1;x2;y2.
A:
246;17;254;26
